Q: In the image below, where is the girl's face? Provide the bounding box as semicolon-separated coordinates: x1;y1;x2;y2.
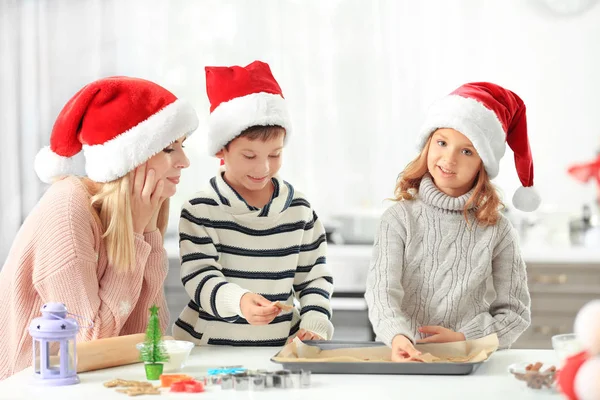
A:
146;136;190;198
427;128;482;197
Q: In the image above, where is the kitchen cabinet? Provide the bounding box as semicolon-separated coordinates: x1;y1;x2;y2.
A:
512;261;600;349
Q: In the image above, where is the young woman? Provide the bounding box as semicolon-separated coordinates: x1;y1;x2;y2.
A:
0;76;198;379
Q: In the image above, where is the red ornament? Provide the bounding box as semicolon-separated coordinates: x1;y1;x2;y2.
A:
558;350;590;400
567;154;600;202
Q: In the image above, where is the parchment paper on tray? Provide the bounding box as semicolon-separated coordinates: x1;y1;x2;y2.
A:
272;334;499;364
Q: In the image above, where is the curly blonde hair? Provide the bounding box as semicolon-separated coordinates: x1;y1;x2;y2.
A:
393;135;504;226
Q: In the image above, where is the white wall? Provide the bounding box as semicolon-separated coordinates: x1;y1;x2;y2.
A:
138;0;600;229
2;0;600;258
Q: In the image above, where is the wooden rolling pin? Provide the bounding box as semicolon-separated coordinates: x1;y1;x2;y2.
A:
59;334;174;372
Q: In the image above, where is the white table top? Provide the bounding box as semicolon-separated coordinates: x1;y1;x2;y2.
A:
166;239;600;265
164;239;600;295
0;346;562;400
324;243;600;265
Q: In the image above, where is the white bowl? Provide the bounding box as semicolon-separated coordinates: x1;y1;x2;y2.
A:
136;340;195;372
552;333;583;365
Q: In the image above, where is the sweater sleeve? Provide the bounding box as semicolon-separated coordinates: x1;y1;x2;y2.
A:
179;203;250;320
34;211;152;340
120;230;170;336
458;222;531;349
364;209;414;347
293;211;334;340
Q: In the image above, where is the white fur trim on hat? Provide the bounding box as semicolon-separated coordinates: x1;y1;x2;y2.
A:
417;95;506;179
83;99;198;182
207;92;291;155
512;185;541;212
34;146;86;184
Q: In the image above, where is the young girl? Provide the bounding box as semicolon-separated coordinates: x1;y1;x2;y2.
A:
0;76;198;379
365;82;541;360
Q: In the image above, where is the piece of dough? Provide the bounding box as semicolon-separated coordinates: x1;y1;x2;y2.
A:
273;301;293;311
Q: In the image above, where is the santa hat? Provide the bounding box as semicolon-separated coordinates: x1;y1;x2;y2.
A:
35;76;198;183
417;82;541;212
205;60;292;155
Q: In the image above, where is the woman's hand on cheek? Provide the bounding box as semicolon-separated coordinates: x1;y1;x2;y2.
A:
130;163;164;235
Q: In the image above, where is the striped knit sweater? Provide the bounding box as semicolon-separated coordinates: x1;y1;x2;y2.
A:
173;170;334;346
0;177;169;380
365;174;531;349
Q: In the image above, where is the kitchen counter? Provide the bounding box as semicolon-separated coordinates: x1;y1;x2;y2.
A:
165;239;600;265
317;243;600;264
0;346;562;399
164;238;600;296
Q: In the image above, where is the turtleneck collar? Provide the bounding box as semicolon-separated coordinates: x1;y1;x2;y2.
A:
418;174;475;212
210;166;294;219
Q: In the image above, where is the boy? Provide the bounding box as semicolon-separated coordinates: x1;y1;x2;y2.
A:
173;61;333;346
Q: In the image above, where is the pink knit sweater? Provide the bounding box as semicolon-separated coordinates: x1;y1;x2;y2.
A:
0;177;170;380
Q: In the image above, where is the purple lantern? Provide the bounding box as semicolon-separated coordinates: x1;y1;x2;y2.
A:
28;302;81;385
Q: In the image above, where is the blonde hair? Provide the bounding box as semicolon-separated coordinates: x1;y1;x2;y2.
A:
82;175;169;273
393;135;503;226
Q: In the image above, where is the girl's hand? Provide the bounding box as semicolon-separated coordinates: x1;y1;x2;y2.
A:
240;293;280;325
391;334;421;361
416;326;466;344
131;164;164;235
287;329;324;343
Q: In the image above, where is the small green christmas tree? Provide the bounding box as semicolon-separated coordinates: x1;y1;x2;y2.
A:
140;305;169;380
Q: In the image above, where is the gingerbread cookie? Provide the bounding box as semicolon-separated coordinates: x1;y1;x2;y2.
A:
116;387;161;396
273;301;293;312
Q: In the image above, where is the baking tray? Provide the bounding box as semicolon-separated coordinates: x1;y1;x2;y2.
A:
270;340;485;375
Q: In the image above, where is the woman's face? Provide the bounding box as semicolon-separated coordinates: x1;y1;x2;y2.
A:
145;136;190;198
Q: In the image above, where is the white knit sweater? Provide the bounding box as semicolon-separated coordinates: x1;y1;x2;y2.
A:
173;169;333;346
365;175;531;349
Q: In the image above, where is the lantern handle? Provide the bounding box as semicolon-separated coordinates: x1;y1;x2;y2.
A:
48;312;94;329
66;312;94;329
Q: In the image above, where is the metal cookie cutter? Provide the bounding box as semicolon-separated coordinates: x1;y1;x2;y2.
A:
220;374;234;390
272;370;291;388
249;373;266;391
300;369;311;388
233;372;250;391
210;375;223;386
197;375;222;386
264;371;275;388
287;370;303;388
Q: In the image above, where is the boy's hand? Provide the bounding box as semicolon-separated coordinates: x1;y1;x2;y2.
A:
416;326;466;344
240;293;280;325
287;329;324;343
391;334;421;361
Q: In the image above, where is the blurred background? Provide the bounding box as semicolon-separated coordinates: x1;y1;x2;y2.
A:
1;0;600;347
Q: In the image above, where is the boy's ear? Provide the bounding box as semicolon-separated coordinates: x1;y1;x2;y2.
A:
215;149;224;158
